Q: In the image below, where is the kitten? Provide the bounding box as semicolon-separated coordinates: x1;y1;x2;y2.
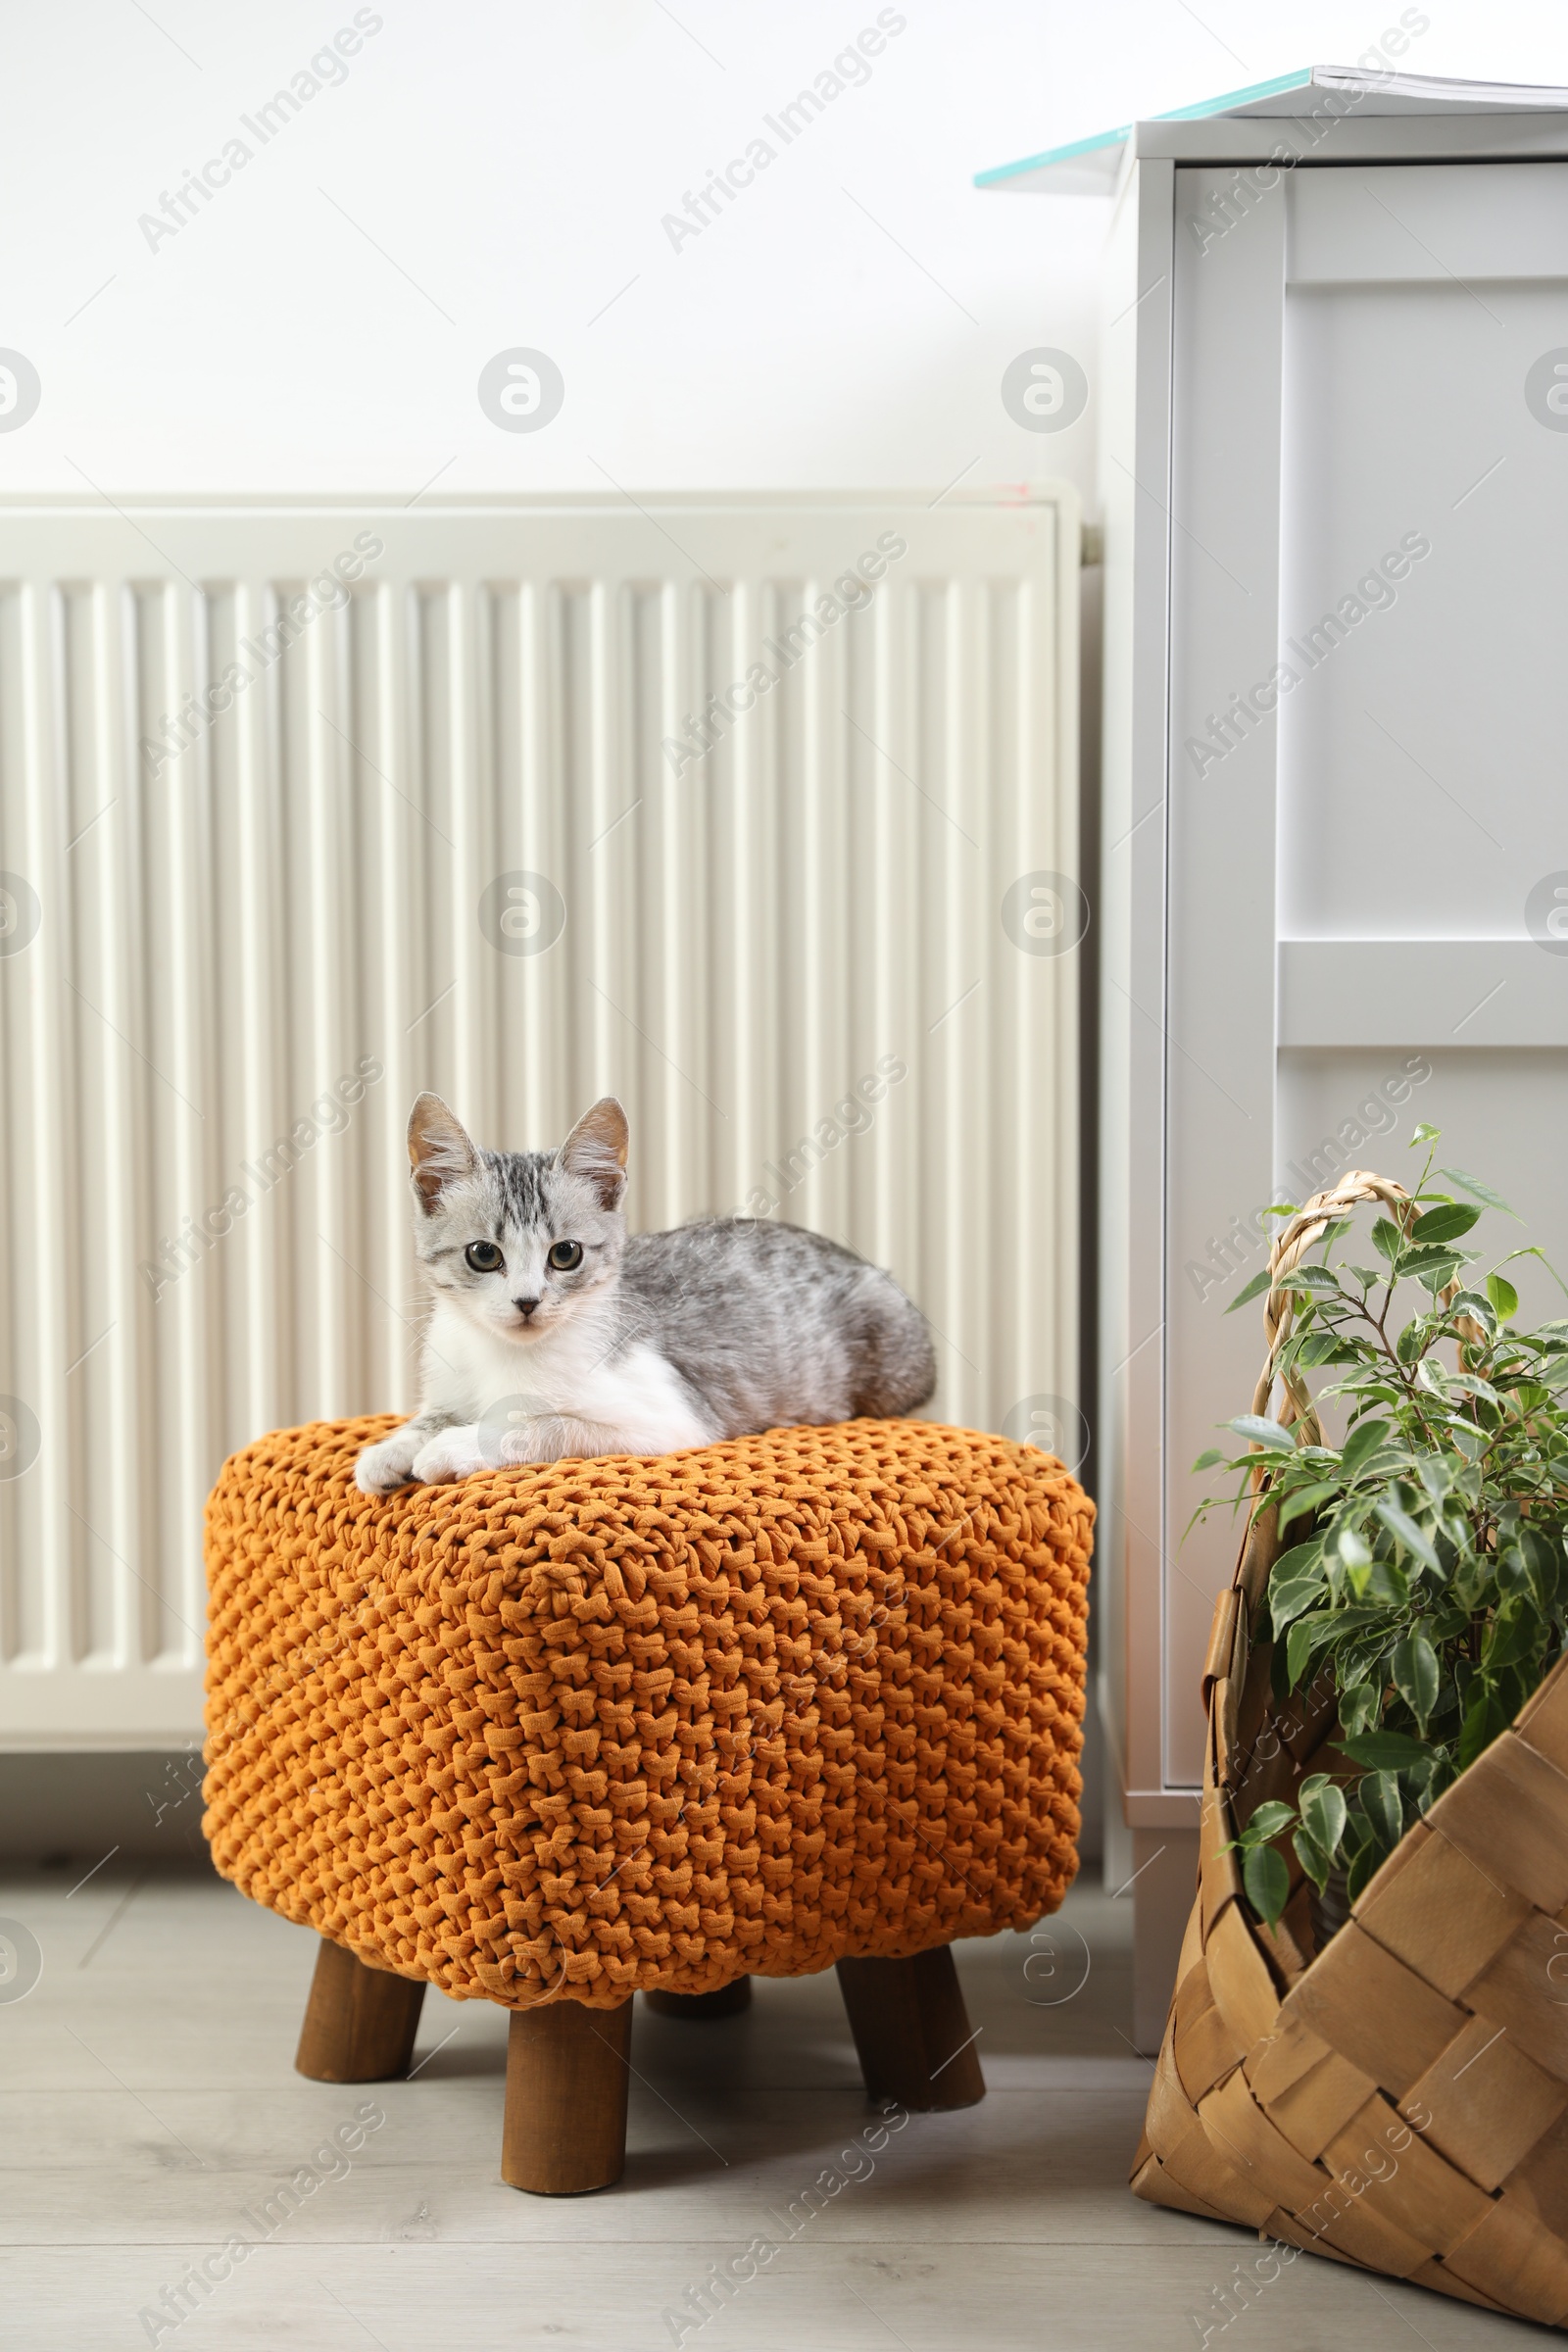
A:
354;1093;936;1493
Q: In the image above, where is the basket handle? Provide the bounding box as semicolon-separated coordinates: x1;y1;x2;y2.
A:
1230;1169;1415;1616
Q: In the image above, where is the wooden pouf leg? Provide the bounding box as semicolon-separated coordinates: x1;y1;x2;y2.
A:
295;1937;426;2082
643;1977;753;2019
502;1996;634;2194
836;1948;985;2111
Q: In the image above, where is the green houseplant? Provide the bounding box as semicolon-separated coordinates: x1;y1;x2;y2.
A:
1192;1127;1568;1934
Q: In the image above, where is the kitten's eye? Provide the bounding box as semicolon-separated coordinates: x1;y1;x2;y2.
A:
547;1240;584;1272
466;1240;504;1273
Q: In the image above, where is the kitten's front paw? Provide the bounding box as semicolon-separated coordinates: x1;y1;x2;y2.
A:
411;1425;489;1484
355;1430;423;1495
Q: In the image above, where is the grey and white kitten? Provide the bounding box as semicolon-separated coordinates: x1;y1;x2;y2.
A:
355;1094;935;1493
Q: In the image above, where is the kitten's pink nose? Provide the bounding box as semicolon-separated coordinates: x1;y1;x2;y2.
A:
513;1297;540;1320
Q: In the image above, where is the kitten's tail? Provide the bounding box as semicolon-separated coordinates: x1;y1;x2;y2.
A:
850;1271;937;1419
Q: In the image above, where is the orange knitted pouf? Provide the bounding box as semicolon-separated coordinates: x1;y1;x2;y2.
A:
203;1415;1092;2010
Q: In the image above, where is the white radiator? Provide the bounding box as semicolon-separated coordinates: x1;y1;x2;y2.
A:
0;492;1080;1745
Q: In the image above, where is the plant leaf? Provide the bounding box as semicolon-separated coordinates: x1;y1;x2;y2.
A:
1298;1772;1348;1864
1484;1603;1540;1675
1487;1272;1520;1323
1412;1202;1483;1246
1338;1679;1381;1740
1293;1825;1332;1893
1281;1265;1345;1295
1245;1800;1297;1844
1224;1414;1298;1455
1439;1165;1519;1220
1409;1251;1470;1294
1337;1727;1433;1773
1347;1838;1386;1903
1371;1217;1404;1266
1266;1537;1326;1584
1458;1685;1508;1774
1341;1419;1391;1482
1366;1552;1411;1609
1297;1332;1355;1368
1286;1614;1322;1690
1269;1569;1328;1635
1224;1267;1274;1313
1372;1499;1439;1574
1277;1481;1340;1533
1242;1841;1291;1930
1391;1633;1440;1732
1359;1769;1404;1849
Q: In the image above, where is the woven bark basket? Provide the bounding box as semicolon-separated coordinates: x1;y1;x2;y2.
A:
1131;1172;1568;2329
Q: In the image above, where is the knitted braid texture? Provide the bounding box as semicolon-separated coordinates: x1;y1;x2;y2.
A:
203;1415;1092;2008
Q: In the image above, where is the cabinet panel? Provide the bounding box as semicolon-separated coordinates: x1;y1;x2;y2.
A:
1163;168;1286;1788
1154;161;1568;1792
1279;267;1568;942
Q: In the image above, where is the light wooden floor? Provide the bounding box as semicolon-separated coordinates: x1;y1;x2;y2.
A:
0;1860;1544;2350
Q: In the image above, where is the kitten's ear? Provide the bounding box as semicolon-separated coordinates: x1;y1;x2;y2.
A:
408;1093;479;1213
559;1096;629;1207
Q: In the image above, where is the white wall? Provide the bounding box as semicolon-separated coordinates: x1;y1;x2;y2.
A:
6;0;1567;500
